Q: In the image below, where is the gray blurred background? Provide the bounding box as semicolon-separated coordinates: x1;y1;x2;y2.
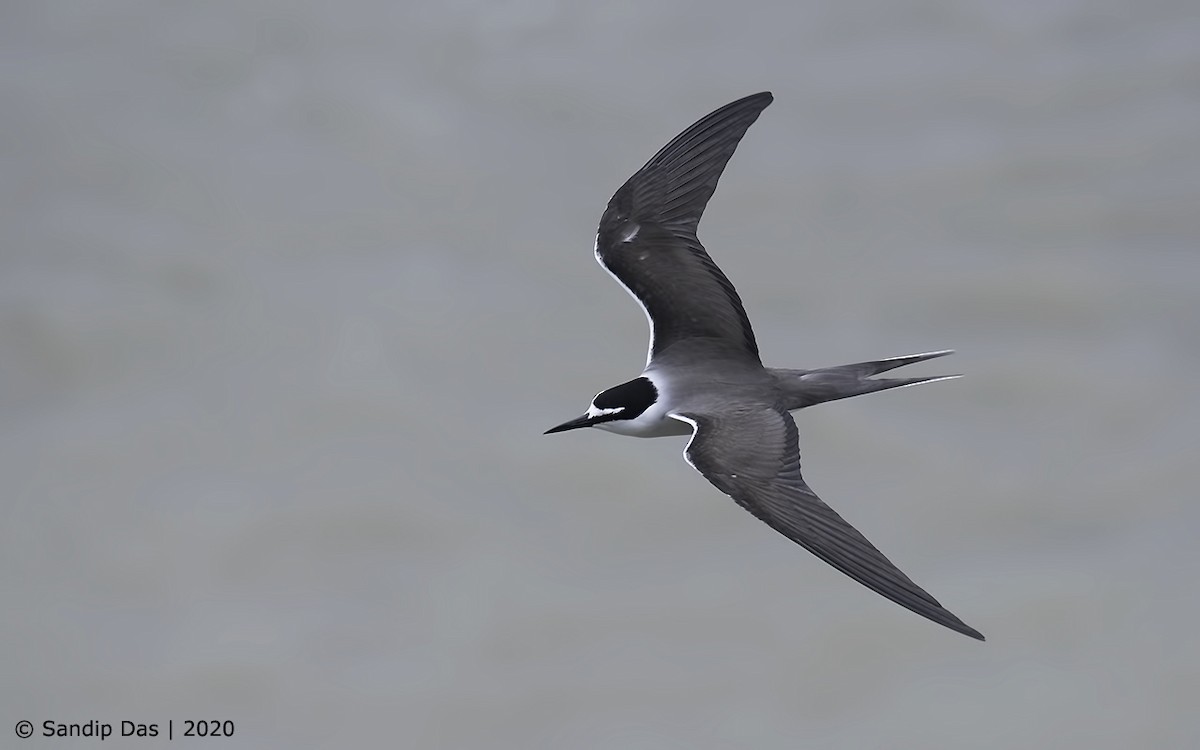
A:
4;1;1199;748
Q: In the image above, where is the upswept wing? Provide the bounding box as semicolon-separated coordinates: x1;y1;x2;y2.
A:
595;93;773;365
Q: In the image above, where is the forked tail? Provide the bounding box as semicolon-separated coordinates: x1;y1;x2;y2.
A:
770;350;959;410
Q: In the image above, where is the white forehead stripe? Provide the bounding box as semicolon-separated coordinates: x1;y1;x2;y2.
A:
587;404;624;419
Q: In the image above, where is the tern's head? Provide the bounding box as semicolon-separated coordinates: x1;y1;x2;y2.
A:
544;377;658;434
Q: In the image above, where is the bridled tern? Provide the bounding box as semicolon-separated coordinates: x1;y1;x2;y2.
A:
545;92;982;640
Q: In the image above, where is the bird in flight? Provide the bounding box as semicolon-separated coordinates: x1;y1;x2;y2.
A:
545;92;982;640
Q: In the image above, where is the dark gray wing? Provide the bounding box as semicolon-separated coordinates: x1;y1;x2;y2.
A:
595;93;773;365
671;407;984;640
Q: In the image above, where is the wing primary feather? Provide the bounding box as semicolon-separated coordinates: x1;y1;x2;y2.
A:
621;92;773;231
